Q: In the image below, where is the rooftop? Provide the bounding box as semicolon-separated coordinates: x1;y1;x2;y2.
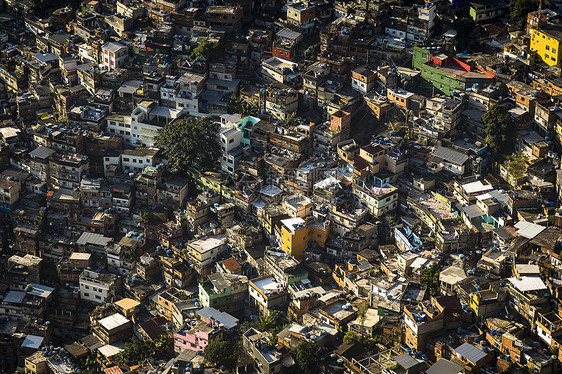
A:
98;313;130;331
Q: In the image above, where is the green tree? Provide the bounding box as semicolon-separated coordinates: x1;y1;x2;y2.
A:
420;262;441;296
135;211;154;245
117;335;172;365
257;310;287;335
453;17;476;52
357;302;369;335
296;340;319;374
483;104;516;160
227;95;258;116
80;356;99;374
155;117;221;173
204;341;237;369
280;112;305;128
190;40;222;61
510;0;539;30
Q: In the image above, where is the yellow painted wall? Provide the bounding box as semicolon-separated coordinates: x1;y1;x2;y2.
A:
279;225;308;260
279;223;330;260
530;28;561;66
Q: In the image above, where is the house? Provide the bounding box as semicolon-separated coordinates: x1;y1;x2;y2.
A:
413;47;494;96
173;319;223;353
93;313;132;344
453;342;492;372
101;41;128;71
275;217;330;260
430;147;470;175
243;328;284;374
198;273;248;316
205;5;243;31
262;57;300;86
469;0;506;22
138;316;167;341
248;275;289;318
351;66;376;94
426;358;465;374
79;270;122;304
185;235;228;277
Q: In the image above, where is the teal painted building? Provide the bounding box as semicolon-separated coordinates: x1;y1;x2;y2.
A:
240;116;261;147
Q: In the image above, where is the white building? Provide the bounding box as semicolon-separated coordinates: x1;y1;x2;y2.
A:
187;235;228;272
262;57;300;85
352;180;399;217
121;148;159;173
130;100;182;147
106;114;133;145
78;43;96;63
218;122;243;174
101;41;129;71
161;72;206;117
79;269;121;304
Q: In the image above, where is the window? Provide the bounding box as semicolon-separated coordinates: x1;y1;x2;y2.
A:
546;45;550;51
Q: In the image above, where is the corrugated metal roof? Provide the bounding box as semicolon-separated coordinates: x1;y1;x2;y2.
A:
98;344;124;358
21;335;44;349
508;276;547;292
98;313;130;331
431;147;469;166
77;232;112;246
514;221;546;239
276;28;301;40
461;204;485;219
395;353;420;369
454;342;487;364
29;146;55;160
427;358;464;374
197;307;239;330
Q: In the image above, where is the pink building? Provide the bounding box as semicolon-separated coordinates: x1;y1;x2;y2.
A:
173;320;223;353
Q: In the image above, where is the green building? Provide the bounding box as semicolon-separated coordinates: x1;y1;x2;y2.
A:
198;272;248;316
412;46;494;96
240;116;261;147
469;0;506;23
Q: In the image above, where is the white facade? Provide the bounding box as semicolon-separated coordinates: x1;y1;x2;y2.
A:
106;115;133;144
130;101;181;147
102;42;129;71
78;43;96;63
218;124;243;173
351;77;370;94
353;182;399;217
79;270;119;304
121;149;158;173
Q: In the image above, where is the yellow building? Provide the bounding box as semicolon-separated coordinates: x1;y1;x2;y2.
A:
276;217;330;260
530;27;562;66
25;352;48;374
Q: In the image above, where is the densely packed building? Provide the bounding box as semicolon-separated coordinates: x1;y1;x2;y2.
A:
2;0;562;373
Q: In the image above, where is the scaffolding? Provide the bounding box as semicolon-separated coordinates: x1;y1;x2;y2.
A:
351;348;402;374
